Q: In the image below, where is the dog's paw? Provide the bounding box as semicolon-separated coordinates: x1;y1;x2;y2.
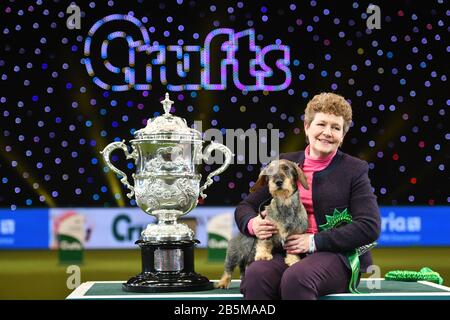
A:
255;252;273;261
215;280;231;289
285;254;300;266
215;274;232;289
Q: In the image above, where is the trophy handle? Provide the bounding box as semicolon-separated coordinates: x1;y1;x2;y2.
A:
100;140;137;199
199;141;234;199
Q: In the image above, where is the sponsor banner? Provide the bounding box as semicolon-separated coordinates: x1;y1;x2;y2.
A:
0;208;49;249
3;206;450;249
378;206;450;246
52;211;86;263
50;208;154;249
49;207;238;249
188;207;238;249
48;206;450;248
207;212;234;261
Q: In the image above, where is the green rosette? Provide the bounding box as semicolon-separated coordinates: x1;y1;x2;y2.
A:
320;208;353;229
319;208;376;294
385;267;444;285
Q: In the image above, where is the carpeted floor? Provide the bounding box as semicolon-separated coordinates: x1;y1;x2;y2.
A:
0;247;448;299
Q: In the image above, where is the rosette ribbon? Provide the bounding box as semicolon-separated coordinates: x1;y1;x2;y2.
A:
319;208;377;294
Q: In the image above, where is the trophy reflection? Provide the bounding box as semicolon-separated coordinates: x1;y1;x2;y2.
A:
101;93;233;292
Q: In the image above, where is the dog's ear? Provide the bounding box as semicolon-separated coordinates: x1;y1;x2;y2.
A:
250;167;268;193
293;164;309;190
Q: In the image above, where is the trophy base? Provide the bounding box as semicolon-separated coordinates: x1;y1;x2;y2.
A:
122;272;214;293
123;239;214;293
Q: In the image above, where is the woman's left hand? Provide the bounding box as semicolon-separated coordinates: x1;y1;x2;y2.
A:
284;234;312;254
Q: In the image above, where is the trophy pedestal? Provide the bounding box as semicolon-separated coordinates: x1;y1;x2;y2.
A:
122;239;214;293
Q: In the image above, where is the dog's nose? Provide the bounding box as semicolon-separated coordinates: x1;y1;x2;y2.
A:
275;180;283;187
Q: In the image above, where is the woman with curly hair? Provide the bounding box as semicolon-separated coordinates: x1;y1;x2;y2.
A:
236;92;381;300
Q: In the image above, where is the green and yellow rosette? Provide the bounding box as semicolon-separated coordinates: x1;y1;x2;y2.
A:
319;208;377;294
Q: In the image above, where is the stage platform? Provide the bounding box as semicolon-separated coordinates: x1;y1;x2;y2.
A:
67;278;450;300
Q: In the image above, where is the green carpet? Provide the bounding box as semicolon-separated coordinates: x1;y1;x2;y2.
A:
0;247;449;299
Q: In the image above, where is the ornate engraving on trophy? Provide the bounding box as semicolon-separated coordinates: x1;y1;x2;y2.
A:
134;176;199;214
145;146;190;173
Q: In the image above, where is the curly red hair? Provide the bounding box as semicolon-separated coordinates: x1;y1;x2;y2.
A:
304;92;353;135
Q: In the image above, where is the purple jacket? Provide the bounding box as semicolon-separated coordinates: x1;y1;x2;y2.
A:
235;150;381;272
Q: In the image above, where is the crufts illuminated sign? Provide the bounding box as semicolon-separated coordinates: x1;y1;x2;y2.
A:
83;14;291;91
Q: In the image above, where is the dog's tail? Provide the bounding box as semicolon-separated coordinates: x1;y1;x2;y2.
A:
215;236;241;289
215;252;237;289
215;234;257;289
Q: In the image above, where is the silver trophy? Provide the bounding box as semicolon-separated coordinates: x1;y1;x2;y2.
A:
101;93;233;292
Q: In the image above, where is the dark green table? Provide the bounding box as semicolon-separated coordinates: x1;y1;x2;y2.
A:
67;279;450;300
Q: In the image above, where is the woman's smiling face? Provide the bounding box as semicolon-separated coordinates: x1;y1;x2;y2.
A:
304;112;345;159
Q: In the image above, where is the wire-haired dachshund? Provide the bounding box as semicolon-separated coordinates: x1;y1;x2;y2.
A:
216;159;309;289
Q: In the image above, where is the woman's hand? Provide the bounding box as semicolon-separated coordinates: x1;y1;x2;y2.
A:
252;210;278;240
284;234;313;254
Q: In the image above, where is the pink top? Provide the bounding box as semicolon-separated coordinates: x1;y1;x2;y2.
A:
247;145;337;235
299;145;337;234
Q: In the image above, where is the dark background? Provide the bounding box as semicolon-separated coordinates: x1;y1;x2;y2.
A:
1;0;448;208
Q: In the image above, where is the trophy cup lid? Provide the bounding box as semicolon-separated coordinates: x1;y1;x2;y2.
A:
134;93;202;141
